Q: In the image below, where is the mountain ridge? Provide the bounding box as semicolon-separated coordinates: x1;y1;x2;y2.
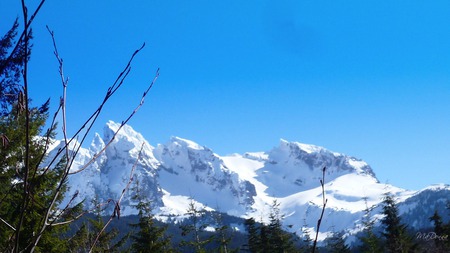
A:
48;120;449;241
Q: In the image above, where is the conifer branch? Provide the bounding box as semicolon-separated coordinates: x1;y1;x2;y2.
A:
0;0;46;75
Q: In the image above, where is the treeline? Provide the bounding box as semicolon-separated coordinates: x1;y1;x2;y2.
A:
1;2;449;252
57;193;450;252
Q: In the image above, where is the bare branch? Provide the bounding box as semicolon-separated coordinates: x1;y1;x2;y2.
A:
15;1;32;250
312;166;328;253
45;43;148;175
69;68;159;175
29;30;155;251
0;216;16;232
89;143;145;253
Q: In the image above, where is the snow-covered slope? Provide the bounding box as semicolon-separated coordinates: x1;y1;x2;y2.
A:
49;121;449;241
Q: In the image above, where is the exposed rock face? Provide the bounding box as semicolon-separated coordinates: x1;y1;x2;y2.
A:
49;121;448;241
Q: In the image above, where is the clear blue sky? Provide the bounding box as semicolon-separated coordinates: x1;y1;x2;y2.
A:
2;1;449;190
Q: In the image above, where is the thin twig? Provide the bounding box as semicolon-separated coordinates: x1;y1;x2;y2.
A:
69;67;159;175
43;43;147;175
89;143;145;253
15;1;31;251
30;29;152;252
312;166;328;253
0;216;16;231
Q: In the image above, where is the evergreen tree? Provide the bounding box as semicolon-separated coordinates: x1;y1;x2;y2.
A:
66;198;127;252
130;180;172;253
380;193;416;253
429;210;450;252
0;19;79;252
1;2;157;251
179;199;212;252
267;200;296;253
258;222;270;253
244;217;260;253
0;19;28;116
244;203;297;253
324;231;351;253
299;226;313;253
212;211;237;253
358;198;382;253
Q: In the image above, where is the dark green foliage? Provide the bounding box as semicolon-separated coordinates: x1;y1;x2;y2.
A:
244;201;297;253
425;210;450;252
244;217;260;252
267;200;296;253
0;19;79;252
298;226;313;253
130;180;172;253
380;193;416;253
211;211;239;253
324;231;350;253
0;19;29;116
179;199;213;252
67;200;128;252
357;198;382;253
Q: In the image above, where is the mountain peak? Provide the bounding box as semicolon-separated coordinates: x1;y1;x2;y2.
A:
48;121;447;245
169;136;207;151
103;120;150;147
279;139;326;154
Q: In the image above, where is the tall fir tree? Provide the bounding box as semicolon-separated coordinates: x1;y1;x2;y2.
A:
358;197;382;253
68;197;128;253
380;193;416;253
244;202;297;253
299;225;313;253
428;210;450;252
179;199;212;253
258;222;270;253
0;18;80;252
244;217;260;253
267;200;296;253
0;19;26;116
324;231;351;253
130;179;172;253
212;211;237;253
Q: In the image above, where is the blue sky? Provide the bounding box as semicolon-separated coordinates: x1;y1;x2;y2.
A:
2;0;449;190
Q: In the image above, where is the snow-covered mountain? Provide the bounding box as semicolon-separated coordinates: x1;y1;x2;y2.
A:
49;121;449;241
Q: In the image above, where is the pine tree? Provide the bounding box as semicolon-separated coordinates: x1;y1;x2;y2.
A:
244;217;260;253
299;225;313;253
429;210;450;252
72;198;128;253
380;193;416;253
179;199;212;252
267;200;296;253
258;223;270;253
212;211;237;253
0;19;27;116
324;231;351;253
358;197;382;253
0;19;79;252
130;179;172;253
1;2;158;251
